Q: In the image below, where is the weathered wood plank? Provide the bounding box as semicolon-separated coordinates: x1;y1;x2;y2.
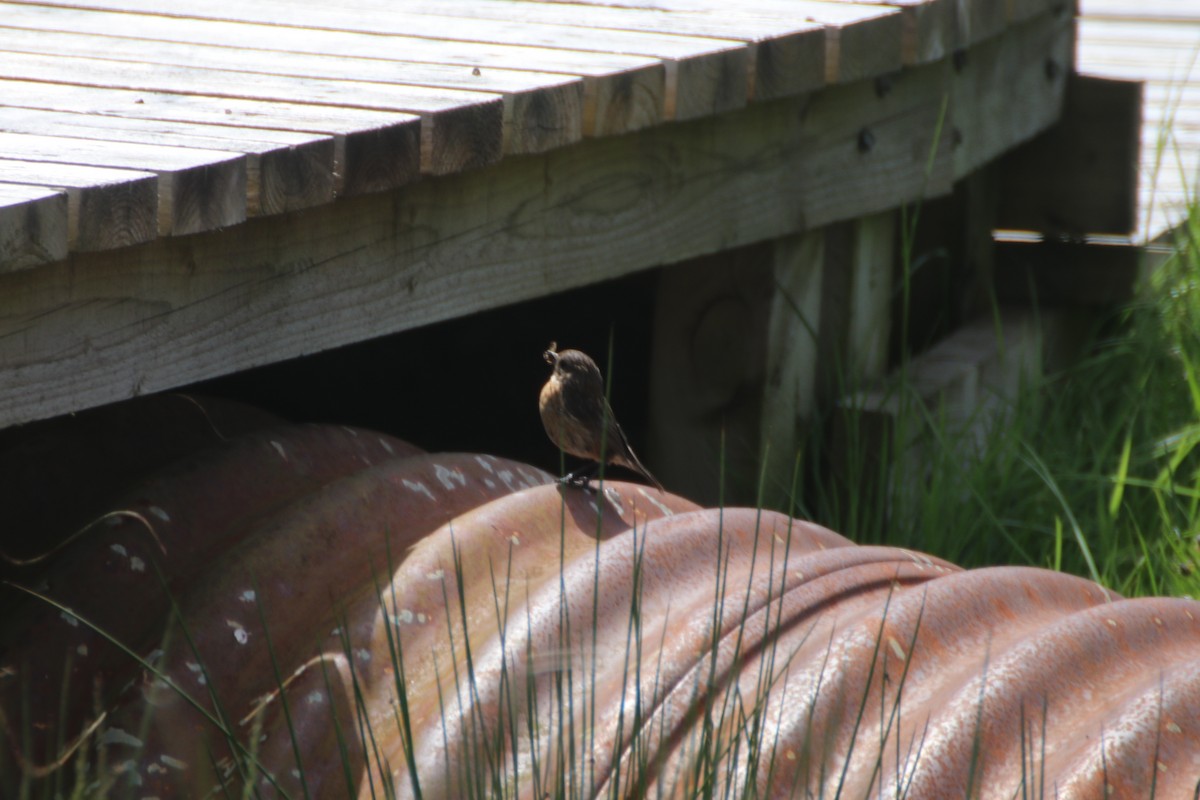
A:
548;0;904;84
0;107;334;217
809;0;956;63
846;211;896;381
0;159;158;251
0;131;245;236
0;183;67;271
348;0;828;101
0;12;584;158
0;1;662;138
0;79;421;198
0;0;711;129
0;49;504;176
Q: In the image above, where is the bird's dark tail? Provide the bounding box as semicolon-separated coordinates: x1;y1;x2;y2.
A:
619;446;664;492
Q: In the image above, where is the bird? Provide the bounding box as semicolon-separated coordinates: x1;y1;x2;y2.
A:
539;342;663;491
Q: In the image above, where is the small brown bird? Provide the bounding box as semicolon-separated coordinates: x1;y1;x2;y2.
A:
539;342;663;490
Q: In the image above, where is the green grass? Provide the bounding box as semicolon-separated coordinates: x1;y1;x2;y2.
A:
792;204;1200;603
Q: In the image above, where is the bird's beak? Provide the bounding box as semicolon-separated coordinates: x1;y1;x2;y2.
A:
543;341;558;366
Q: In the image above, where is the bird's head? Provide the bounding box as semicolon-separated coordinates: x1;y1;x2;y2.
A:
543;343;602;381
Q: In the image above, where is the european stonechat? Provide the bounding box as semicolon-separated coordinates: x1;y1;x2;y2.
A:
539;342;663;490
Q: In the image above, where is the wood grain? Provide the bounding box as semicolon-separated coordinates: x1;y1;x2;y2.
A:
810;0;957;63
0;131;246;236
547;0;905;84
0;0;654;139
0;183;67;271
0;159;158;251
0;49;505;176
0;13;585;157
0;106;335;217
0;11;1066;428
0;79;422;199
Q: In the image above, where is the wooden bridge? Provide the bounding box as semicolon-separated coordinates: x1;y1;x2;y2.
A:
0;0;1186;499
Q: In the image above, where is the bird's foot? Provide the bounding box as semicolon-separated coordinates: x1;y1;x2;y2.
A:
560;465;598;492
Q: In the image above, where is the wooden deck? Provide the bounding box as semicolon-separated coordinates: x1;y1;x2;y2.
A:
1078;0;1200;241
0;0;1072;430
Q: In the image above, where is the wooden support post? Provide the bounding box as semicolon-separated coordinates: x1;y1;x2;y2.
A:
648;234;826;507
847;211;898;382
760;232;825;506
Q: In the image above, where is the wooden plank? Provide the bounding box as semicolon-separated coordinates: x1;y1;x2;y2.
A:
647;244;773;505
760;230;824;503
996;74;1142;237
0;0;729;126
0;50;504;176
0;11;585;158
0;107;334;217
0;79;421;198
0;2;663;138
0;159;158;251
0;183;67;272
339;0;828;101
0;131;245;237
950;10;1073;178
846;211;896;381
274;0;751;123
552;0;905;83
810;0;956;64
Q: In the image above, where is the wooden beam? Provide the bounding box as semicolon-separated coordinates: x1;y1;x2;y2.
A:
816;0;957;64
950;10;1073;178
0;0;722;132
0;183;67;272
846;211;897;381
0;12;1069;428
996;73;1142;237
566;0;907;84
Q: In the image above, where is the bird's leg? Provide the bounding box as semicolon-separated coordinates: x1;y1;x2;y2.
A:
562;462;599;490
